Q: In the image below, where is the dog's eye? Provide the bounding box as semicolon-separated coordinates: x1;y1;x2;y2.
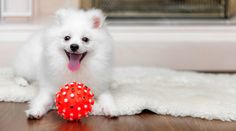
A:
82;37;89;43
64;36;71;41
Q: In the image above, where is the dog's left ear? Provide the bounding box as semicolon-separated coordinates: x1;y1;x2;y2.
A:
87;9;106;29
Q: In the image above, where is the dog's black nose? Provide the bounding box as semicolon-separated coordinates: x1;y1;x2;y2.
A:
70;44;79;52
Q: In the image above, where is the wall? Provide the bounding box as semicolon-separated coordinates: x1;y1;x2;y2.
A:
1;25;236;72
34;0;80;18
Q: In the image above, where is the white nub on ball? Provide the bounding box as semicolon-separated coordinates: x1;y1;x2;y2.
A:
70;93;74;97
64;98;68;103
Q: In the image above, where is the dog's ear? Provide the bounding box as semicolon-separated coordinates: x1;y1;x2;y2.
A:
87;9;106;29
55;8;71;24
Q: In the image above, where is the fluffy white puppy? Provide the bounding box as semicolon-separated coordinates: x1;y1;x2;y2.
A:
13;9;117;119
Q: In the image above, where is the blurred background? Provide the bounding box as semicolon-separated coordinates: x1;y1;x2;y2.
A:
0;0;236;72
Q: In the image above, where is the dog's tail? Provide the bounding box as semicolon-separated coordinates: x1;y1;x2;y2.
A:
0;68;37;102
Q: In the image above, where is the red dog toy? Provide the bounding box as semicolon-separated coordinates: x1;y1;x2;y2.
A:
55;82;94;121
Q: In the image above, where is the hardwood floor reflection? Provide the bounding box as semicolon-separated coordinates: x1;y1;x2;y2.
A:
1;102;236;131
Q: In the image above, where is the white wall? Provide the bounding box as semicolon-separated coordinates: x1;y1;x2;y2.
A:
1;24;236;71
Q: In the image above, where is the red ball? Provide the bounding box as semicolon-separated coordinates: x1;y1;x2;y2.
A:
55;82;95;121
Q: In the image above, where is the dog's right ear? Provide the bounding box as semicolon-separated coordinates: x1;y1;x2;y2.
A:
55;8;70;24
86;9;106;29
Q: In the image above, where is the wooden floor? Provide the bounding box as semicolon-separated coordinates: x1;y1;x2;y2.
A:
1;102;236;131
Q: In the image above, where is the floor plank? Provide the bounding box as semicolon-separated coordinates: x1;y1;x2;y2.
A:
0;102;236;131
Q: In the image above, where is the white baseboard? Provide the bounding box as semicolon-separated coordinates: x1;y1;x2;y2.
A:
1;23;236;71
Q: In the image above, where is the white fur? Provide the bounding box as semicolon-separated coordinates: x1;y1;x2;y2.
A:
12;9;116;119
1;67;236;121
0;68;37;102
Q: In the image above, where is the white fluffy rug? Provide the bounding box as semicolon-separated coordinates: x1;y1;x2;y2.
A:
1;67;236;121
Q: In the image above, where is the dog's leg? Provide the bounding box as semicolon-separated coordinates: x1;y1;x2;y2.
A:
14;77;29;87
25;81;54;119
91;90;118;117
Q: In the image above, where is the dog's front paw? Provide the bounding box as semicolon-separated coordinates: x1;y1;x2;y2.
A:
91;101;118;117
15;77;29;87
101;102;118;117
90;102;103;115
25;108;47;119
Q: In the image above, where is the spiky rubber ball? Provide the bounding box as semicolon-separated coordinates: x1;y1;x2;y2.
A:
55;82;95;121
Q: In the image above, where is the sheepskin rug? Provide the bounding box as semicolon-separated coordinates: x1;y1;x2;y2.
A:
0;67;236;121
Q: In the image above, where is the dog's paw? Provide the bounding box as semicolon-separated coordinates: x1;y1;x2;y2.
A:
101;103;118;117
90;102;103;115
15;77;29;87
91;101;118;117
25;108;46;120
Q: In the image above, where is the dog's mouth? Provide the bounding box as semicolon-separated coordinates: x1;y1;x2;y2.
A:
64;50;87;72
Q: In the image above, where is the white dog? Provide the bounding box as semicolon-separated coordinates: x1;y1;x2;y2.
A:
13;9;117;119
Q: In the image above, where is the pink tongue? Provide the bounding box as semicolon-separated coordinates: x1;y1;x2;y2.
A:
68;54;82;72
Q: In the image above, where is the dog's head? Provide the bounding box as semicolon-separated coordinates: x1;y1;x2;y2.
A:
44;9;111;72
